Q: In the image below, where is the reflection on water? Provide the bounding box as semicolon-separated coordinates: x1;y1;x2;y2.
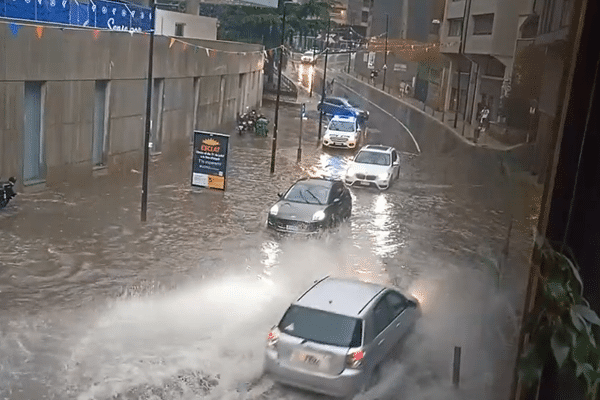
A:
298;63;314;93
368;193;397;257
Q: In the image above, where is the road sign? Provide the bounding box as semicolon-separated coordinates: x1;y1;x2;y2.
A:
191;131;230;191
301;103;306;119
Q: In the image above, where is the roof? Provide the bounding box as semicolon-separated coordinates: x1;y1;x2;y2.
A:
295;277;386;318
361;144;394;153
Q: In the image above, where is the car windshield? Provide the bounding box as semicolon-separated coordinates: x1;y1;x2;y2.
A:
284;182;330;204
328;120;355;132
354;151;390;165
279;305;363;348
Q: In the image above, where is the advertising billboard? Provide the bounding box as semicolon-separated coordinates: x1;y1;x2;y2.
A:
191;131;229;191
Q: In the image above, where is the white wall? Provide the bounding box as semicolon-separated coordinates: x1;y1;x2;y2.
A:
156;10;217;40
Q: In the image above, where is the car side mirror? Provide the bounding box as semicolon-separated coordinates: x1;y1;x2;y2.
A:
277;192;283;198
408;300;417;307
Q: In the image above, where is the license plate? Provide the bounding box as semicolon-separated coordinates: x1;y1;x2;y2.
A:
360;181;370;186
294;351;327;368
286;225;299;231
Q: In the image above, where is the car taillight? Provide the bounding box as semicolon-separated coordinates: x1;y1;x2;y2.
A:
346;349;365;368
267;327;280;347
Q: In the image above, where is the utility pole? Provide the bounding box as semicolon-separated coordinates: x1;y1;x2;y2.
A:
310;46;316;97
270;1;292;174
382;14;389;91
317;17;331;143
141;0;156;222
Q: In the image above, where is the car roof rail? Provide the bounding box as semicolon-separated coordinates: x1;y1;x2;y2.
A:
297;275;330;301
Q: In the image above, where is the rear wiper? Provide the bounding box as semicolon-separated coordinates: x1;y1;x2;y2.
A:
305;189;322;205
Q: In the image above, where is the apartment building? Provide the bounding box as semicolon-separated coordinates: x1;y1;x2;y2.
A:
439;0;534;126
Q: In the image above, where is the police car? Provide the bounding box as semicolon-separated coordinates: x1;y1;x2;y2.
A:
322;115;365;149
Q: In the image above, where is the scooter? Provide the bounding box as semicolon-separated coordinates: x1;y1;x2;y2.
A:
0;177;16;209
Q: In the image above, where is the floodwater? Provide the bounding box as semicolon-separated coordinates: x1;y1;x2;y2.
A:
0;77;541;400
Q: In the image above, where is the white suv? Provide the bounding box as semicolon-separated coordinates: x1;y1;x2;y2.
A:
344;145;400;189
322;115;364;149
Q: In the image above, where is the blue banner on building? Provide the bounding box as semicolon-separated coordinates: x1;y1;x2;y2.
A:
0;0;153;32
191;131;229;191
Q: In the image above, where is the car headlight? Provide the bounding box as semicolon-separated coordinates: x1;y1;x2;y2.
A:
346;167;356;177
378;173;390;180
312;210;326;221
270;204;279;215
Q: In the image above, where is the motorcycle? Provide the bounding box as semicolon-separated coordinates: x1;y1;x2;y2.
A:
237;109;266;135
0;177;17;209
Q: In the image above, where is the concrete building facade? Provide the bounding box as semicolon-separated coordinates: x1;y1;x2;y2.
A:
155;9;218;39
367;0;442;42
0;21;264;188
439;0;534;126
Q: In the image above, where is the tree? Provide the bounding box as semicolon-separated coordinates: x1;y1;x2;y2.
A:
199;0;332;50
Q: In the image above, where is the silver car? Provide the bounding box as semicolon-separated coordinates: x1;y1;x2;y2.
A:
263;276;420;398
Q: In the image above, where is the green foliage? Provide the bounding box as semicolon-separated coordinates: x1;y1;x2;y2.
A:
200;0;332;49
519;236;600;399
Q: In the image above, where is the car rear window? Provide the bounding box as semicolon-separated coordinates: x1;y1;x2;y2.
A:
329;120;355;132
278;305;363;347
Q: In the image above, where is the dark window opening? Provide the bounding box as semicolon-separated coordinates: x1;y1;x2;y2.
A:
448;18;463;37
473;13;494;35
175;23;185;37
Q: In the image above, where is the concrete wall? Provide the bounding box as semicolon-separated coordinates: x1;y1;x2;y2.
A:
441;0;524;60
0;21;264;187
155;9;217;40
354;50;419;93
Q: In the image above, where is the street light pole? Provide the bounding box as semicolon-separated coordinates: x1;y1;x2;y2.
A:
317;17;331;143
141;0;156;222
382;14;389;91
270;1;291;174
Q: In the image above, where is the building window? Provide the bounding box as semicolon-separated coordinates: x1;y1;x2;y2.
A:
363;0;369;7
560;0;572;27
448;18;462;37
362;11;368;23
23;81;46;183
472;13;494;35
175;23;185;37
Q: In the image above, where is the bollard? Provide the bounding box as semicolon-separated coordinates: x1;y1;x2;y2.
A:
452;346;461;387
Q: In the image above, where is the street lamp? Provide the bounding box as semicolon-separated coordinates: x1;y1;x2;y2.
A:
270;0;294;174
382;14;389;91
141;0;156;222
317;17;331;143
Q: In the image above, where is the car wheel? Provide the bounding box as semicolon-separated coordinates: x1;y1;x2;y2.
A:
343;208;351;221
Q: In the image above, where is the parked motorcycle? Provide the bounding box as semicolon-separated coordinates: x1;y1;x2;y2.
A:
237;109;266;135
0;177;17;209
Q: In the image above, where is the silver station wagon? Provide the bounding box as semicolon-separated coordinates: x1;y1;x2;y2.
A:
263;276;420;398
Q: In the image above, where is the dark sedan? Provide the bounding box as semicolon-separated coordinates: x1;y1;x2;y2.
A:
317;97;369;121
267;177;352;234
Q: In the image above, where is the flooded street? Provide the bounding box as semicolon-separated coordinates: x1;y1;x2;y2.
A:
0;73;541;400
